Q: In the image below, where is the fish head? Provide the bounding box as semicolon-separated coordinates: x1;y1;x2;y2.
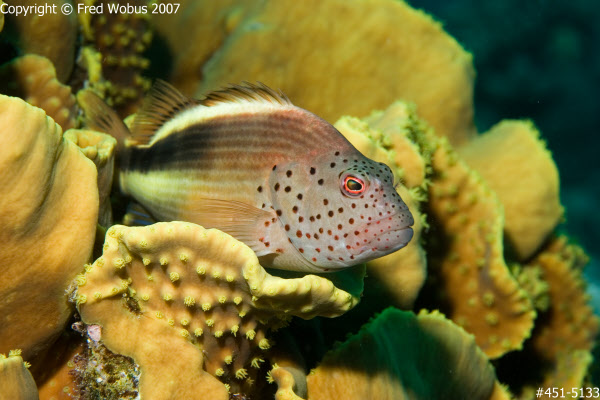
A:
268;152;414;272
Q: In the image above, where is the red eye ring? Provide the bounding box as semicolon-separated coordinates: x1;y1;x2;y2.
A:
343;175;366;195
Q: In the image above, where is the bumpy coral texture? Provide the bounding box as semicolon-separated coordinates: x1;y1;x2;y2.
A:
0;54;78;130
154;0;475;145
426;135;536;358
0;95;98;361
75;222;363;398
78;0;152;116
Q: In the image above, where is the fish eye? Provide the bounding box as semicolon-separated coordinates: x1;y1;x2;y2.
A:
342;175;366;196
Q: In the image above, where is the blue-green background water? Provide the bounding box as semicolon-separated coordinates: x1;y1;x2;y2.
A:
410;0;600;310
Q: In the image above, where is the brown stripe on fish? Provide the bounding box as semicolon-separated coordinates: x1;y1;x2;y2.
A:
124;109;355;173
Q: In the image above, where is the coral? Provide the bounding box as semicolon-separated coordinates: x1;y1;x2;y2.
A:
334;101;430;308
34;333;83;399
75;222;363;398
77;0;152;116
0;95;98;361
305;308;499;400
64;128;117;227
527;237;598;394
0;54;78;130
155;0;476;145
459;120;563;260
1;0;77;82
0;350;38;400
425;135;536;358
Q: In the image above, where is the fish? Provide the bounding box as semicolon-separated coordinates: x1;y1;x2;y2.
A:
80;80;414;273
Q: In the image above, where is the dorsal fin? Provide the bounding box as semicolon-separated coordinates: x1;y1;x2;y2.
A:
77;88;130;153
200;81;292;107
130;79;200;145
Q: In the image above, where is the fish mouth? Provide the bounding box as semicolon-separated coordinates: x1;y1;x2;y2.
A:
348;213;414;257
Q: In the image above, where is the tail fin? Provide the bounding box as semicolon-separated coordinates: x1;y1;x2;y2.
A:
77;89;131;160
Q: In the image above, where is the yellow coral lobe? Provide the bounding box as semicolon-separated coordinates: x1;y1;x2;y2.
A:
194;328;203;337
180;319;190;326
142;257;151;266
160;257;168;266
215;368;225;377
246;330;256;340
196;265;206;275
214;330;223;338
180;329;189;338
93;292;102;300
141;294;150;301
113;258;125;269
206;319;215;327
218;296;227;304
233;296;242;305
230;325;239;336
179;253;189;262
76;294;87;306
162;293;173;302
224;355;233;364
169;272;180;282
226;274;235;282
201;303;212;311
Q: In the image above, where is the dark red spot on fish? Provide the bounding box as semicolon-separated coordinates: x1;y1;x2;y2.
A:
312;257;317;262
334;235;339;240
309;216;315;222
318;179;324;185
351;204;356;209
330;162;336;168
365;204;369;208
272;165;277;171
285;224;290;231
305;233;311;238
319;228;324;233
276;210;282;216
264;221;270;227
296;230;302;238
299;216;304;222
285;186;291;192
297;194;303;200
292;206;298;213
276;248;284;253
323;199;329;206
310;167;316;175
337;224;342;230
314;233;319;239
338;207;344;213
316;248;321;253
327;230;332;235
259;237;264;242
299;248;304;253
286;170;292;177
349;218;354;224
317;214;321;219
274;183;280;191
343;233;348;238
272;217;276;222
339;257;344;261
346;245;351;249
257;186;263;193
354;231;360;235
335;151;340;156
328;211;334;217
328;245;334;251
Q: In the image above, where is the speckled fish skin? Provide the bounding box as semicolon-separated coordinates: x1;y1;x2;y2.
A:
112;81;414;272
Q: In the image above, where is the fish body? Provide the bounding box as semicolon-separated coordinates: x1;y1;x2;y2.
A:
82;81;414;272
